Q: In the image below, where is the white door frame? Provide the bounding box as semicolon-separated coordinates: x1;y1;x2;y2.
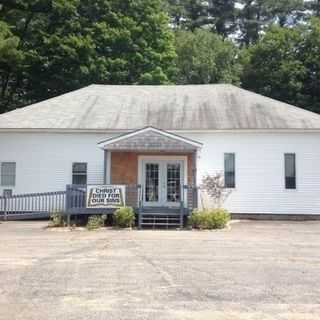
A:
138;155;188;207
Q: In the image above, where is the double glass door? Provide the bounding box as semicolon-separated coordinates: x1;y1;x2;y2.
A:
142;160;184;207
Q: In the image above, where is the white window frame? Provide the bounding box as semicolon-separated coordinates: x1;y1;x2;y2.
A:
224;153;236;189
1;162;16;187
138;155;188;208
72;162;88;185
284;153;296;190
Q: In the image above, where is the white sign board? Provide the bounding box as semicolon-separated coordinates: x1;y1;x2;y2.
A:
86;185;126;208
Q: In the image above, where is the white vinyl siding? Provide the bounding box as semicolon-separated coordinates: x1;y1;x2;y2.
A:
0;132;115;194
0;131;320;215
186;131;320;215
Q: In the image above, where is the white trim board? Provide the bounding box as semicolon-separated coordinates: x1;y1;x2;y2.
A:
2;128;320;134
97;126;203;149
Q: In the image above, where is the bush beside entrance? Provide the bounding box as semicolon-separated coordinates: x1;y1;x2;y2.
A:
49;211;66;227
86;215;107;230
189;208;230;229
113;207;135;228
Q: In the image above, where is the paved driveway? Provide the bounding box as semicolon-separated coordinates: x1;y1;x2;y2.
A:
0;220;320;320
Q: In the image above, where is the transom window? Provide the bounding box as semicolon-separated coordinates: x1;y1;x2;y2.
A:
224;153;235;188
72;162;87;185
284;153;296;189
1;162;16;186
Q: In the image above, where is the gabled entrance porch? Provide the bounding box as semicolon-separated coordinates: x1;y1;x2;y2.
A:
98;127;202;228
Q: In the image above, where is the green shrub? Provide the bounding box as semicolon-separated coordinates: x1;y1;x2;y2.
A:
189;208;230;229
113;207;135;228
86;214;107;230
49;211;65;227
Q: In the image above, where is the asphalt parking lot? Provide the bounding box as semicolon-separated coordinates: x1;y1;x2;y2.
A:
0;220;320;320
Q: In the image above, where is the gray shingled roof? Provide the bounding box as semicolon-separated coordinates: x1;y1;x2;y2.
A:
1;84;320;130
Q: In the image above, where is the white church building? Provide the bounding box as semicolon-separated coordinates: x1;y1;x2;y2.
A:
1;84;320;219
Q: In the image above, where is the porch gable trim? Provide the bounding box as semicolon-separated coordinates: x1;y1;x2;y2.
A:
97;126;203;150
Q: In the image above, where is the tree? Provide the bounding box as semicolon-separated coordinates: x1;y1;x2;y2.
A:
0;0;176;113
241;18;320;113
165;0;209;30
165;0;238;37
207;0;238;38
304;0;320;17
268;0;306;27
299;18;320;112
238;0;304;45
241;25;305;105
165;0;307;43
201;173;232;209
0;21;24;113
174;29;241;84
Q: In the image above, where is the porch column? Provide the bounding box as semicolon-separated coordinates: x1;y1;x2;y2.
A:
104;150;111;184
192;150;198;208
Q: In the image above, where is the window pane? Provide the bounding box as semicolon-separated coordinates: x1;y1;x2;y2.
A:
72;174;87;185
285;154;296;189
145;163;159;202
72;162;87;185
72;163;87;173
167;163;181;202
224;153;235;188
1;162;16;186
